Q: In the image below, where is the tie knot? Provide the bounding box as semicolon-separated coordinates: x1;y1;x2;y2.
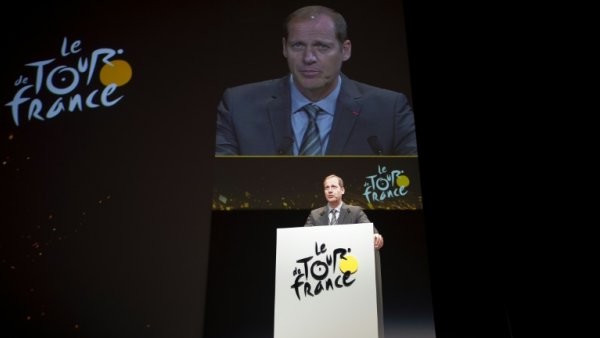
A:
304;104;320;119
329;209;338;225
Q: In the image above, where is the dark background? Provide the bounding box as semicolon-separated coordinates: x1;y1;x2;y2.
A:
0;0;534;337
1;1;217;337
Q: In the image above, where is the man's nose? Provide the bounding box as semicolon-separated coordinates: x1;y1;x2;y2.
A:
303;49;317;63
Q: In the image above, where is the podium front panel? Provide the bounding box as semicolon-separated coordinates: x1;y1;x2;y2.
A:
274;223;378;338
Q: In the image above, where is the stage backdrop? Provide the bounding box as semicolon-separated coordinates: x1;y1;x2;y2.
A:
1;1;216;337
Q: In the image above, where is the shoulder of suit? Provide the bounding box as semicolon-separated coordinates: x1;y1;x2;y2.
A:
341;74;407;99
312;206;328;215
342;204;363;212
227;76;287;93
224;77;289;102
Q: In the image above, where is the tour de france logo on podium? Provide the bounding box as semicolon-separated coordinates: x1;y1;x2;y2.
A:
290;241;359;301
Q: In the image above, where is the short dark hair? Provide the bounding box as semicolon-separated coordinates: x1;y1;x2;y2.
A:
283;5;348;43
324;174;344;188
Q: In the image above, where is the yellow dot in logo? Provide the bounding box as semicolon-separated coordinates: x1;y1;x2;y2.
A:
339;254;359;274
396;175;410;188
100;59;132;87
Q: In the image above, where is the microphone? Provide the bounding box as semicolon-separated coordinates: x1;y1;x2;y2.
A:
367;136;383;155
277;136;294;155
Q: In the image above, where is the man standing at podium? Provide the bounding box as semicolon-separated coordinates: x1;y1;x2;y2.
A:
305;174;384;250
304;173;385;338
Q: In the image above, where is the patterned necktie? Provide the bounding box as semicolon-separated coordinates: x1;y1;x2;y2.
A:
329;209;338;225
299;104;322;155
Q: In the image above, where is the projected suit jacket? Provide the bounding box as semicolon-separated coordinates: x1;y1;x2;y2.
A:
215;74;418;155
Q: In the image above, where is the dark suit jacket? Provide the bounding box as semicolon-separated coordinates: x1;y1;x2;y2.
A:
215;74;417;155
304;203;378;233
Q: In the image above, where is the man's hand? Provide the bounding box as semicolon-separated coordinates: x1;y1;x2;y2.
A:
374;233;384;250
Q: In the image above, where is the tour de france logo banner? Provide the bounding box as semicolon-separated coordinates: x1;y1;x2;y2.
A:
5;36;132;127
274;223;379;338
211;157;422;211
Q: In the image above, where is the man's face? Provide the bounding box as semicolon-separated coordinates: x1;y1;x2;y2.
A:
283;14;351;101
323;177;345;204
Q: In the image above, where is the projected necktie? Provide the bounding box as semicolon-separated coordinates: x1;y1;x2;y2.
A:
299;104;322;155
329;209;338;225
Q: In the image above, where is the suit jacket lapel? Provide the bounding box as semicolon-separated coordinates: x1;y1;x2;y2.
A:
336;205;350;224
326;74;362;155
267;77;294;154
319;208;330;225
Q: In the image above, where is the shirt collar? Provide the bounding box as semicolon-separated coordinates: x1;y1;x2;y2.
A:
289;74;341;116
328;202;343;213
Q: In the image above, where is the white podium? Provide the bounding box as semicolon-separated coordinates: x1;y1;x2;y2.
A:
274;223;381;338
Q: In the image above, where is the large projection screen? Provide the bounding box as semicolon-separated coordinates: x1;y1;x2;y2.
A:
205;2;436;338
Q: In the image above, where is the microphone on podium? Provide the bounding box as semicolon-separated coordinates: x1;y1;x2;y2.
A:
368;136;384;155
277;136;294;155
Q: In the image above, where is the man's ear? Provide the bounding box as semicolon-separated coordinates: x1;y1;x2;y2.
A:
342;40;351;61
282;37;288;58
